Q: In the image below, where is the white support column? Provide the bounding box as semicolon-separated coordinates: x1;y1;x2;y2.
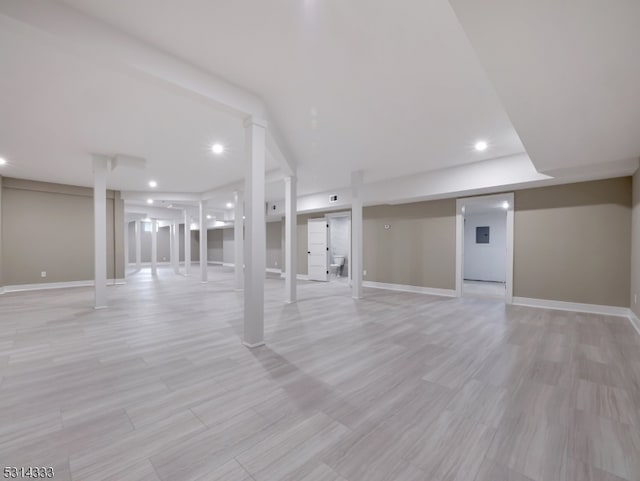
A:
92;155;108;309
184;210;191;276
135;220;142;270
351;171;364;299
151;219;158;276
284;176;297;304
199;200;208;283
124;220;129;272
171;220;180;274
243;117;267;348
233;190;244;291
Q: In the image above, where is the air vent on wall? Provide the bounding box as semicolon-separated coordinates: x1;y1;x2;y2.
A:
329;195;338;203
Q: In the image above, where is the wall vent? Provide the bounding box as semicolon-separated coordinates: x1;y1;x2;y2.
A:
329;195;338;203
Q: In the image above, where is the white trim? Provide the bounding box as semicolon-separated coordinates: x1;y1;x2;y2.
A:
512;297;630;317
363;281;456;298
266;268;282;274
3;278;126;293
456;192;514;304
243;341;266;349
297;274;310;281
626;309;640;335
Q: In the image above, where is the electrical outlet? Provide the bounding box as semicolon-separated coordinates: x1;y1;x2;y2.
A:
41;271;47;278
363;269;367;276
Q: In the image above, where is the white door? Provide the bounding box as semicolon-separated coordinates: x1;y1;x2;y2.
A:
307;219;328;281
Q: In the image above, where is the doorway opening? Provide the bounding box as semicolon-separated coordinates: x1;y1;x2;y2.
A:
327;212;351;283
306;212;351;283
456;193;514;303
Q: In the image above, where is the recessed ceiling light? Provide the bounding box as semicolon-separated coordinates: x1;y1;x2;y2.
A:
226;202;233;209
211;143;225;155
474;140;488;152
149;180;157;188
502;201;509;209
206;214;212;219
0;157;7;165
147;199;154;204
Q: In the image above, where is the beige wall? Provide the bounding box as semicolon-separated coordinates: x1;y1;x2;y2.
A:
266;221;282;269
207;229;223;262
631;170;640;316
363;200;457;289
1;177;124;285
514;177;631;307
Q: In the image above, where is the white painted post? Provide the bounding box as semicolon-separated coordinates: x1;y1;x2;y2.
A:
135;220;142;270
351;171;364;299
92;155;108;309
234;190;244;291
243;117;267;347
171;220;180;274
199;200;208;283
284;176;297;303
124;220;129;272
184;210;191;276
151;219;158;276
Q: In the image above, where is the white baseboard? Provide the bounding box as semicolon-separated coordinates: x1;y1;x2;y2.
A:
3;278;126;293
628;309;640;336
363;281;456;298
266;268;282;274
512;297;630;318
297;274;310;281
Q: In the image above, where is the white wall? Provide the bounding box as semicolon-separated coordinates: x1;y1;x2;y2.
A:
464;211;506;282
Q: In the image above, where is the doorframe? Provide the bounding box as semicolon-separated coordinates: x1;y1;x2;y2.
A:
455;192;514;304
325;212;352;281
307;217;330;282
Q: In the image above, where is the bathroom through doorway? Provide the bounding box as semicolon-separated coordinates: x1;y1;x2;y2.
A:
326;212;351;284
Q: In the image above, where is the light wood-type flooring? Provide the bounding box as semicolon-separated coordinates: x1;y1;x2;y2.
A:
1;266;640;481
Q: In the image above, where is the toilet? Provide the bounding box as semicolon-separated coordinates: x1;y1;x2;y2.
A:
330;255;345;278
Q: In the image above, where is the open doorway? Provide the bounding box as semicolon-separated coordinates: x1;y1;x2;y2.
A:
456;193;514;303
327;212;351;283
306;212;351;283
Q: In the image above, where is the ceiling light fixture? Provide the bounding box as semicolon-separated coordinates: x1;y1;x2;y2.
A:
206;215;212;219
149;180;157;188
502;201;509;209
474;140;488;152
147;199;154;204
226;202;233;209
211;143;225;155
0;157;6;165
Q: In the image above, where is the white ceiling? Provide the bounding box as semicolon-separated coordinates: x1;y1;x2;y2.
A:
0;20;268;194
449;0;640;173
0;0;637;210
55;0;524;191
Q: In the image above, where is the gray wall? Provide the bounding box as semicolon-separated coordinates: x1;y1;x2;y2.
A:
266;221;282;269
464;211;507;282
223;228;234;264
633;170;640;317
1;177;124;285
363;200;457;289
126;222;171;263
514;177;631;307
207;229;223;263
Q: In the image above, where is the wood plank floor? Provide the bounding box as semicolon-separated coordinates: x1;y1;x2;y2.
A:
1;266;640;481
